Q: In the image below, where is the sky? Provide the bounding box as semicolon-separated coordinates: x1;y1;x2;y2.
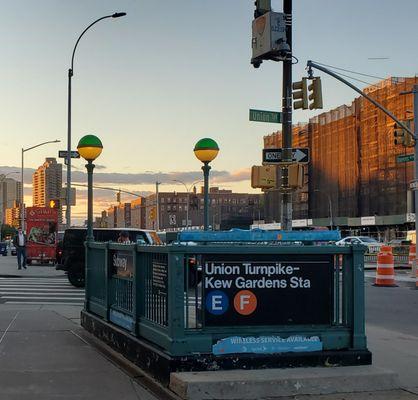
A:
1;0;418;222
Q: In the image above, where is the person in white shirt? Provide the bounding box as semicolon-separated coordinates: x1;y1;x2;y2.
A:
12;227;27;270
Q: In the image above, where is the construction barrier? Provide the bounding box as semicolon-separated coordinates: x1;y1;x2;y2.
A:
364;245;410;268
374;246;397;287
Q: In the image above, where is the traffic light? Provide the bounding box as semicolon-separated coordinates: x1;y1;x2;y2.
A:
308;77;323;110
116;191;121;203
49;199;60;209
149;207;156;220
288;164;304;188
292;78;308;110
393;122;414;147
254;0;271;18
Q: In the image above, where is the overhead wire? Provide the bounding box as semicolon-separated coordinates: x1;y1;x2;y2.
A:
312;61;386;81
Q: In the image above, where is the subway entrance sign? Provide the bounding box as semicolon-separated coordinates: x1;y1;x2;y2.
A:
203;254;333;327
396;154;414;163
249;109;282;124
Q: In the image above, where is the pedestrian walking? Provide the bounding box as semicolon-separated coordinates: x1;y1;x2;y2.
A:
13;227;27;270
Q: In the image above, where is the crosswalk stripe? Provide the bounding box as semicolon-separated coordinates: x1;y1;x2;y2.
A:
0;276;85;305
3;296;85;300
0;289;81;292
6;301;83;305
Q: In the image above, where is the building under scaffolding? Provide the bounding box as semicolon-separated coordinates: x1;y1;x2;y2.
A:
263;77;417;238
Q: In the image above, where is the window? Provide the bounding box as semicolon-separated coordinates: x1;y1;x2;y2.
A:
161;198;165;203
167;205;171;211
161;205;165;211
179;205;182;211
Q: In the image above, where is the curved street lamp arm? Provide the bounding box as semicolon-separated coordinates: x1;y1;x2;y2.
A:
172;179;204;193
72;183;141;198
171;179;189;192
70;15;113;73
23;140;60;153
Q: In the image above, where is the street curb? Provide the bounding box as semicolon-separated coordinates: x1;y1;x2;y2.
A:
75;329;181;400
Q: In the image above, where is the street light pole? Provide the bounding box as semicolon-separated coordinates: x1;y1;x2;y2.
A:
413;85;418;254
194;138;219;231
281;0;293;231
66;12;126;229
21;140;60;231
202;162;210;231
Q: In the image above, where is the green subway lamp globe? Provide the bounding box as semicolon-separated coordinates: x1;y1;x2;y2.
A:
194;138;219;163
77;135;103;161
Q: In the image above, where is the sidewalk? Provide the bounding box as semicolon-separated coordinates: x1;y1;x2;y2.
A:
0;309;159;400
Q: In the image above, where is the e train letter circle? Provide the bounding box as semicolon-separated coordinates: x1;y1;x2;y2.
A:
206;290;229;315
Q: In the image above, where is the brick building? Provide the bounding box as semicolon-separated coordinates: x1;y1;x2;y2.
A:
263;77;417;236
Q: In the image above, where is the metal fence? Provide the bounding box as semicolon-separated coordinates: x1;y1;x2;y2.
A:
364;245;410;267
85;242;367;357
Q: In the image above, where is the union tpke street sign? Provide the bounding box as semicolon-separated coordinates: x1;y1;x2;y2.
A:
396;154;414;163
263;148;310;164
249;109;282;124
58;150;80;159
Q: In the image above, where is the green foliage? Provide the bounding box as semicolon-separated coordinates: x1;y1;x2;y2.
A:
1;224;16;240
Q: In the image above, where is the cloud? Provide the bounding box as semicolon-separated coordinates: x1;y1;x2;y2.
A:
70;169;250;185
0;166;250;186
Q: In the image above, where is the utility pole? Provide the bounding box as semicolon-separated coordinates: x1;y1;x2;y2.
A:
281;0;293;230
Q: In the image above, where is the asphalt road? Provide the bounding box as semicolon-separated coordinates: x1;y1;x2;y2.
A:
365;274;418;337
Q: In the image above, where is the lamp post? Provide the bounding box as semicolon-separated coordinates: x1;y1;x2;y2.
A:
21;140;60;231
77;135;103;242
66;12;126;229
314;189;333;230
193;138;219;231
172;179;203;229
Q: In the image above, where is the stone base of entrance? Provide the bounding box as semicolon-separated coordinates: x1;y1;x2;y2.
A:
81;310;372;386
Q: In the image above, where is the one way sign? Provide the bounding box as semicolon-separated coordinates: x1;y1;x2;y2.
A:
263;148;309;164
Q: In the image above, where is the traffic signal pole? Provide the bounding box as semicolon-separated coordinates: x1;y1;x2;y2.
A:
281;0;293;230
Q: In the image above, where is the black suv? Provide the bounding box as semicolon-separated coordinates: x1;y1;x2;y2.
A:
57;228;160;287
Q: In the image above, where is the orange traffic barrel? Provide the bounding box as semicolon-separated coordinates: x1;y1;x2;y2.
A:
374;247;397;287
409;244;416;269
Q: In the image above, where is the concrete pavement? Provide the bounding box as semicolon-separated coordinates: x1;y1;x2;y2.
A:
0;309;159;400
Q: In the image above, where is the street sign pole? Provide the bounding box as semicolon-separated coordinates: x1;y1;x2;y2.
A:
281;0;292;230
413;85;418;261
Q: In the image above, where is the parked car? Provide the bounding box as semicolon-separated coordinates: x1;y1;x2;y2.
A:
0;242;7;256
57;228;161;287
335;236;383;252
